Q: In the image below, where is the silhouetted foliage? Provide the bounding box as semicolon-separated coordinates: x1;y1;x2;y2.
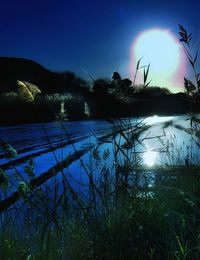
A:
110;72;135;98
92;78;111;97
0;57;90;96
134;86;171;98
178;24;200;104
184;78;196;96
112;71;121;83
56;70;89;94
0;56;198;124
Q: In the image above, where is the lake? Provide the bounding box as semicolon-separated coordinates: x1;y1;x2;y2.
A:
0;114;199;206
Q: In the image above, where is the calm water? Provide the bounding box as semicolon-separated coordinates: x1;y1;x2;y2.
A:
0;115;199;198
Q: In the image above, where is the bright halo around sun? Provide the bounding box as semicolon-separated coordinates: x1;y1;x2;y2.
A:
143;150;157;167
130;28;186;92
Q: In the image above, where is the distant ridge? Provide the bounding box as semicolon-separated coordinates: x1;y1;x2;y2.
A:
0;57;194;125
0;57;87;94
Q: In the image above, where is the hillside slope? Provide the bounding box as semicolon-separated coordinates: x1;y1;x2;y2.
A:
0;57;88;95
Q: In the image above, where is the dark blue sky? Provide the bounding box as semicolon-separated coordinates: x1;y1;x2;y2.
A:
1;0;200;80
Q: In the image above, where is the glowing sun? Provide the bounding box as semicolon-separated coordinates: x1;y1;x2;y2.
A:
130;28;185;92
143;150;157;167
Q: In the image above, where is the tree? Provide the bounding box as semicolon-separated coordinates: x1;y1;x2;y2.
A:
92;78;112;97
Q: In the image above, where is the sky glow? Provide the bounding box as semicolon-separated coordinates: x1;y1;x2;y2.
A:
143;150;157;167
130;29;186;92
0;1;199;86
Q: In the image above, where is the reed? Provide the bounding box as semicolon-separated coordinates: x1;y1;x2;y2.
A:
0;25;200;259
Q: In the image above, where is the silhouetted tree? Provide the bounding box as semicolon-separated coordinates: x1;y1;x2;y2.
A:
92;78;112;97
112;72;121;85
111;72;134;98
135;86;171;98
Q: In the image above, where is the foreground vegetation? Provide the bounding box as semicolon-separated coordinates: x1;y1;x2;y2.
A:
1;112;200;259
0;24;200;259
1;166;200;259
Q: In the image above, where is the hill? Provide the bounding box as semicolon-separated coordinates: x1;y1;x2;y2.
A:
0;57;197;125
0;57;88;95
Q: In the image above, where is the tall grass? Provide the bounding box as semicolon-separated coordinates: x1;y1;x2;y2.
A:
0;26;200;259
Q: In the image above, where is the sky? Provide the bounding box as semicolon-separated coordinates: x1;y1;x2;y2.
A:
1;0;200;91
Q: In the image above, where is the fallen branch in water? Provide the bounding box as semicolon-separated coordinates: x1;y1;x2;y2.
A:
0;147;93;214
0;135;90;170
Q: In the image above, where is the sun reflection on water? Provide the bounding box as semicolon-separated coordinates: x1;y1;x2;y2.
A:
143;115;174;125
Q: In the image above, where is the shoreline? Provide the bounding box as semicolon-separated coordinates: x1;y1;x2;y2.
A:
0;111;192;127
